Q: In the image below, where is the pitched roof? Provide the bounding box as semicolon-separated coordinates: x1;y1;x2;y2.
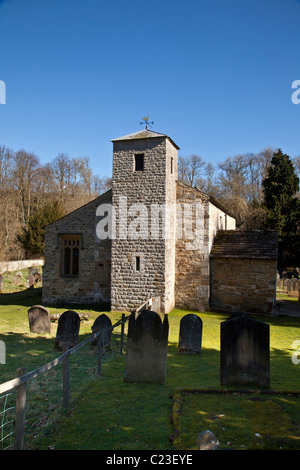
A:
210;230;278;259
45;189;112;229
111;129;180;150
177;181;236;219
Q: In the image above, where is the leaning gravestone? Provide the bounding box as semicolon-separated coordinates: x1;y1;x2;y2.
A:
124;310;169;384
91;314;112;348
54;310;80;351
220;311;270;387
178;314;203;354
28;305;51;334
27;274;35;289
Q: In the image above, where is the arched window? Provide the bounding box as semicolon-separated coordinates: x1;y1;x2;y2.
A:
60;235;81;276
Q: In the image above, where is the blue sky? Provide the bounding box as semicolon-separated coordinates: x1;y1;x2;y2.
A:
0;0;299;178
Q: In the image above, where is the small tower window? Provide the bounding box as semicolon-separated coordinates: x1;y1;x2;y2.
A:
135;154;144;171
171;157;174;174
135;256;141;272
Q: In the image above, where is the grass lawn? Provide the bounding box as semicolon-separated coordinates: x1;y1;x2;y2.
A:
1;269;300;450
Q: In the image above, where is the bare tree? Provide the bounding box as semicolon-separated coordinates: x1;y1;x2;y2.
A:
178;154;206;187
76;156;93;196
50;153;72;199
11;149;40;226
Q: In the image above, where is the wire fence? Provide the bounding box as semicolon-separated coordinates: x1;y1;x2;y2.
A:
0;391;16;450
0;313;130;450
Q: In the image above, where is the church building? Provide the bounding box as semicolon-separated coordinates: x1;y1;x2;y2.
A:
42;129;277;314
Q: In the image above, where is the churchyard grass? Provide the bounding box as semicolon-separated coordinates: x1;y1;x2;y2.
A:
0;272;300;450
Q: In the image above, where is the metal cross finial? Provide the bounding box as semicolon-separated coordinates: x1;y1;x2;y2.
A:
140;115;154;130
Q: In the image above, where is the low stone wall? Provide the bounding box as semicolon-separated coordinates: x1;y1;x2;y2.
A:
0;259;44;274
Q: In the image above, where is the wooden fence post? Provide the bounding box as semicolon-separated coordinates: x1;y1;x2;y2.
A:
14;368;26;450
120;314;125;353
63;348;70;409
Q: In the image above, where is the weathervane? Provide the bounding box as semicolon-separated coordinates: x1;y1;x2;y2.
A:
140;115;154;130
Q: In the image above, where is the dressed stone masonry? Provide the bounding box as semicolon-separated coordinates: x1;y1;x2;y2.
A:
43;128;278;314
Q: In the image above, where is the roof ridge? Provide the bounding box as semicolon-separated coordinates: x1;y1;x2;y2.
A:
111;129;180;149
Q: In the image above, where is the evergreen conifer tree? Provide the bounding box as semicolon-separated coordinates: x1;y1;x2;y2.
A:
262;149;300;267
17;200;65;257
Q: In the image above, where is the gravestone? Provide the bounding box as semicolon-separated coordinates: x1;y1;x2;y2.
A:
220;311;270;387
124;310;169;384
54;310;80;351
287;278;300;297
91;314;112;348
27;274;35;289
28;305;51;334
0;274;3;292
178;314;202;354
50;312;89;322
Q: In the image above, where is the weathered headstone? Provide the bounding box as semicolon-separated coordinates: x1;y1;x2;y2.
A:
124;310;169;384
50;312;89;322
220;311;270;387
178;314;203;354
28;305;51;334
287;278;300;297
91;314;112;348
27;274;35;289
54;310;80;351
0;274;3;293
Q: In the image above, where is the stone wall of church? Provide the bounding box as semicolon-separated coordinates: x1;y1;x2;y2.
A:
175;183;236;312
42;191;112;305
175;183;210;311
210;257;277;314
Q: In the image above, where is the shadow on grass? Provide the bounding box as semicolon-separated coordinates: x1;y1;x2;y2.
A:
0;287;112;314
0;287;43;307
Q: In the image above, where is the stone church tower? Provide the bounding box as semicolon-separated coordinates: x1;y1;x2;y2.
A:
110;129;179;313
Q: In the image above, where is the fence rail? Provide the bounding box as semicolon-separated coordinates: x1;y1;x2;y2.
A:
0;313;130;450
